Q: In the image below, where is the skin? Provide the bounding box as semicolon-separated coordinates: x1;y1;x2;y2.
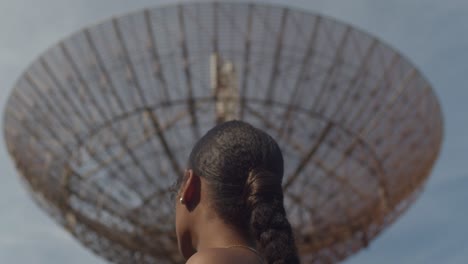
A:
175;169;262;264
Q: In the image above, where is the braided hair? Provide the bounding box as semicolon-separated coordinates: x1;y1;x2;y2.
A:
185;120;300;264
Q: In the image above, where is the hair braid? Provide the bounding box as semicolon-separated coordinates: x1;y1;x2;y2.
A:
245;168;300;264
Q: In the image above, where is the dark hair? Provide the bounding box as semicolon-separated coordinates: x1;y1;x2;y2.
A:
185;120;300;264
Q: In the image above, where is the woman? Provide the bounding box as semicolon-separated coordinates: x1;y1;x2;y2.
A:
174;120;300;264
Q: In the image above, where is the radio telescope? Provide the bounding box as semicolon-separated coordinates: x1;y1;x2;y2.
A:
4;2;443;263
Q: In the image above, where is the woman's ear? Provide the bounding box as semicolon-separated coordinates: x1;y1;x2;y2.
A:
180;169;200;210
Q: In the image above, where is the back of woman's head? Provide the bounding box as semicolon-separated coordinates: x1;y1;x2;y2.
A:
187;120;300;264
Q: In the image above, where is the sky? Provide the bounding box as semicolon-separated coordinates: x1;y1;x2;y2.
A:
0;0;467;263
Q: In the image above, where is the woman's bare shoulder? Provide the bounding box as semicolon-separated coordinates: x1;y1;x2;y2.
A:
186;249;218;264
187;248;235;264
186;248;259;264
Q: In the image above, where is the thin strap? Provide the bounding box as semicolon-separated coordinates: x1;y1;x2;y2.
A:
226;245;264;264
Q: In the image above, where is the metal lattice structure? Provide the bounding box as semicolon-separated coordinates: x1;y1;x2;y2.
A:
3;2;443;263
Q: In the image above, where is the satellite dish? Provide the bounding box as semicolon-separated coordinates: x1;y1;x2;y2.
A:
4;2;443;263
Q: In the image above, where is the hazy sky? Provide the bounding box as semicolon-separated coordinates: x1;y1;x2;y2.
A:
0;0;467;263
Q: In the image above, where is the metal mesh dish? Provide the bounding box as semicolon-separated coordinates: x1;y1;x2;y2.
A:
3;2;443;263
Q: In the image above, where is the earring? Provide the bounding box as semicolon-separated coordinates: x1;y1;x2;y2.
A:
179;197;185;204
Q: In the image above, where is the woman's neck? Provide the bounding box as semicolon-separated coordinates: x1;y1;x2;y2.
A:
191;210;252;252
